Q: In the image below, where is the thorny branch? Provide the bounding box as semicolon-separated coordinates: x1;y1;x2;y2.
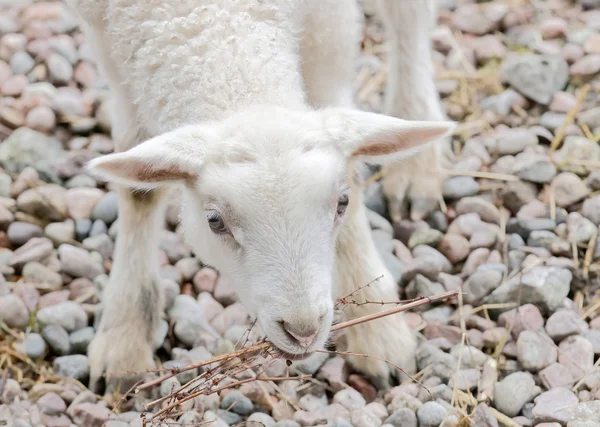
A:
129;288;460;423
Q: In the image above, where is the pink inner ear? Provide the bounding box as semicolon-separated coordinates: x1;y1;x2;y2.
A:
351;126;448;157
98;157;196;183
134;164;196;183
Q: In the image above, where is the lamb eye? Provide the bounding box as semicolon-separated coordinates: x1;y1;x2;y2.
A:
206;210;227;234
337;191;349;217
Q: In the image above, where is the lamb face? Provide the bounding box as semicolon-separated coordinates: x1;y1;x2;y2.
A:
88;106;454;357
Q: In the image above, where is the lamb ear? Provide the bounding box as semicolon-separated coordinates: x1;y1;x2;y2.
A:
322;109;455;164
87;125;211;189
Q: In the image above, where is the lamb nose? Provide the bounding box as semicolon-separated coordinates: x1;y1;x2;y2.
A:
282;321;318;347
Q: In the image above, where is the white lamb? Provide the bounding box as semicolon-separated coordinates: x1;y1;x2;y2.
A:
66;0;452;390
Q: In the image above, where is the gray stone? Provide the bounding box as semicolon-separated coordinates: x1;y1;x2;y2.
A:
7;222;43;246
0;128;67;183
500;54;568;105
53;355;89;380
582;195;600;225
494;372;537;417
553;172;590;208
88;219;107;237
517;330;558;372
495;128;538;155
503;181;538;213
91;192;118;224
442;176;480;199
42;324;71;356
384;408;417;427
75;219;92;241
69;326;95;353
472;404;498;427
519;159;557;183
463;270;503;305
23;333;47;359
58;244;104;279
220;390;254;415
333;388;367;410
546;310;589;341
417;401;447;427
37;301;88;332
247;413;276;427
484;266;571;313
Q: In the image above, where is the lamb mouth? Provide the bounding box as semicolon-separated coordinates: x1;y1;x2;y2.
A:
272;348;315;362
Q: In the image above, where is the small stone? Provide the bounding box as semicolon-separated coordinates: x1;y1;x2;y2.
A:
567;212;597;244
519;159;557;183
37;301;88;332
69;402;112;427
570;54;600;76
558;335;594;381
503;181;538;213
408;229;444;249
582;196;600;226
500;54;568;105
449;369;481;391
17;185;67;221
247;413;276;427
26;106;56;133
532;388;578;425
37;392;66;415
23;333;47;359
384;408;417;427
42;324;70;356
0;128;67;183
0;294;29;329
220;391;253;415
463;270;503;305
437;234;470;264
498;304;544;339
23;262;63;290
550;91;576;113
539;363;574;390
442;176;480;199
58;244;104;279
7;222;43;246
45;220;76;246
53;355;89;380
91;191;118;224
495;128;538;155
484;266;571;313
65;188;104;220
333;388;367;410
517;330;558;372
546;310;588;342
541;18;568;39
416;401;447;427
316;356;347;392
69;326;95;353
552;173;590;208
494;372;537;417
470;404;498;427
453;4;499;35
46;53;73;84
351;407;382;427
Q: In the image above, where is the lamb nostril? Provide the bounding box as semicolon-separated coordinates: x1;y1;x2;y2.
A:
282;321;318;347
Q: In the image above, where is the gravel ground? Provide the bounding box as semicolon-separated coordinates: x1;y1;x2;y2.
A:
1;0;600;426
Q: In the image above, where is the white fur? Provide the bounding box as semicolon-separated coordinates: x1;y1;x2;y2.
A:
67;0;450;387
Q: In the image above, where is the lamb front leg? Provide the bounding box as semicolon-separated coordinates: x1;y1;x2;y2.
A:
334;191;417;388
376;0;453;222
88;187;167;393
